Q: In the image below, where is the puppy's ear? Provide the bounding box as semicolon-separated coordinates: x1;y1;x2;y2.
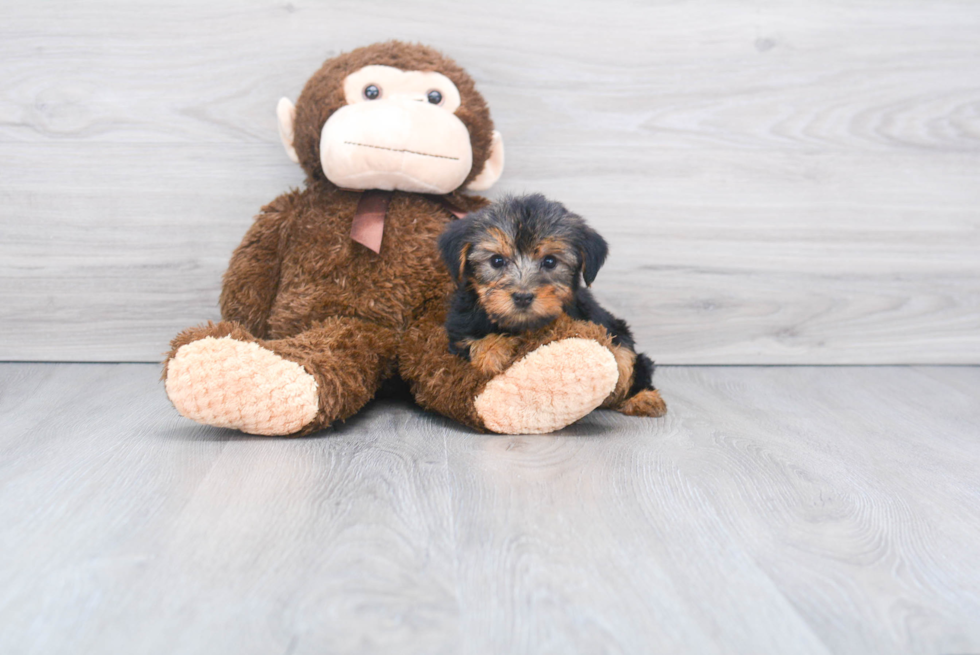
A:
438;218;472;285
577;225;608;286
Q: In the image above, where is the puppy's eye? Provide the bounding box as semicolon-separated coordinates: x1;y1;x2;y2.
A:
426;90;443;105
363;85;380;100
542;255;558;270
490;255;506;269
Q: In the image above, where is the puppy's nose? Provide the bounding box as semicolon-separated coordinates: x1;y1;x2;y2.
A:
512;292;535;309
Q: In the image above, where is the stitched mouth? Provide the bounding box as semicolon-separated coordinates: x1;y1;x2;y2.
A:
344;141;459;161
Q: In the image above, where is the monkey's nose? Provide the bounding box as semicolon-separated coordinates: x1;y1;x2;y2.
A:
512;292;535;309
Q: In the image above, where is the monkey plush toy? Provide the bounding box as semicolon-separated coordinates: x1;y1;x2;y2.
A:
163;41;651;435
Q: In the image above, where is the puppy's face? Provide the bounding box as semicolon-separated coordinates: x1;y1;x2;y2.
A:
468;226;577;331
439;194;608;332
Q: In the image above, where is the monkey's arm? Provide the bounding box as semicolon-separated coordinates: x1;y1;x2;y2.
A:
218;195;292;338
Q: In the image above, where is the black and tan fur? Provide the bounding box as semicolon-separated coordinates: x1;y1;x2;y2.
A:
438;194;666;416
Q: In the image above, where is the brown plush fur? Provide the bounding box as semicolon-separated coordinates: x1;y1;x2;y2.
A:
164;41;646;434
164;185;492;433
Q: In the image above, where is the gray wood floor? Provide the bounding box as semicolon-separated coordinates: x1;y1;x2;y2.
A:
1;363;978;654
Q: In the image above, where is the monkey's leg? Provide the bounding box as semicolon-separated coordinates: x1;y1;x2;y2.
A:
400;309;621;434
163;318;396;436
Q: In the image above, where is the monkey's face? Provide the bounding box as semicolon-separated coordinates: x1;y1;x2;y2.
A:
319;66;474;194
278;46;504;195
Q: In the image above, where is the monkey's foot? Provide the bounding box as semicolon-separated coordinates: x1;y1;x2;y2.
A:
616;389;667;418
473;338;618;434
165;336;319;436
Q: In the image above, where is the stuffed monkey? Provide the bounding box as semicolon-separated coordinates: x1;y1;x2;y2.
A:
163;41;649;435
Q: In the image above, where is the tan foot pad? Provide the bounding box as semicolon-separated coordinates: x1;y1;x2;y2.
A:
165;336;319;436
474;338;619;434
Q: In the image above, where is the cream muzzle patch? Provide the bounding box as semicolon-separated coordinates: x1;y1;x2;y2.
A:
320;65;473;194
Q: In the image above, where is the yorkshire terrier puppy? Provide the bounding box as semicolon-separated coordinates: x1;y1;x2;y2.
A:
438;193;666;418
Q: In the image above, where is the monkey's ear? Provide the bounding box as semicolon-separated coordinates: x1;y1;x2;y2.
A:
438;219;473;284
578;226;608;287
466;131;504;191
276;97;300;164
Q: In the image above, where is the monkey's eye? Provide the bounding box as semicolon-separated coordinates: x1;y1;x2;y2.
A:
363;85;380;100
426;90;443;105
542;255;558;270
490;255;506;269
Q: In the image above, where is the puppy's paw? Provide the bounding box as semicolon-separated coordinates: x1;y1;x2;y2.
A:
469;334;521;376
616;389;667;418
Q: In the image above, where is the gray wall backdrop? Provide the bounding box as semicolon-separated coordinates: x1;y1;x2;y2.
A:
1;0;978;364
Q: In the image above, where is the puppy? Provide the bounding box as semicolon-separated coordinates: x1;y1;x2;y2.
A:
438;193;666;417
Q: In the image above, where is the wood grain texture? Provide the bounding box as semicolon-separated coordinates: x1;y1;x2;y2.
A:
1;0;979;362
0;363;461;654
1;363;979;654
